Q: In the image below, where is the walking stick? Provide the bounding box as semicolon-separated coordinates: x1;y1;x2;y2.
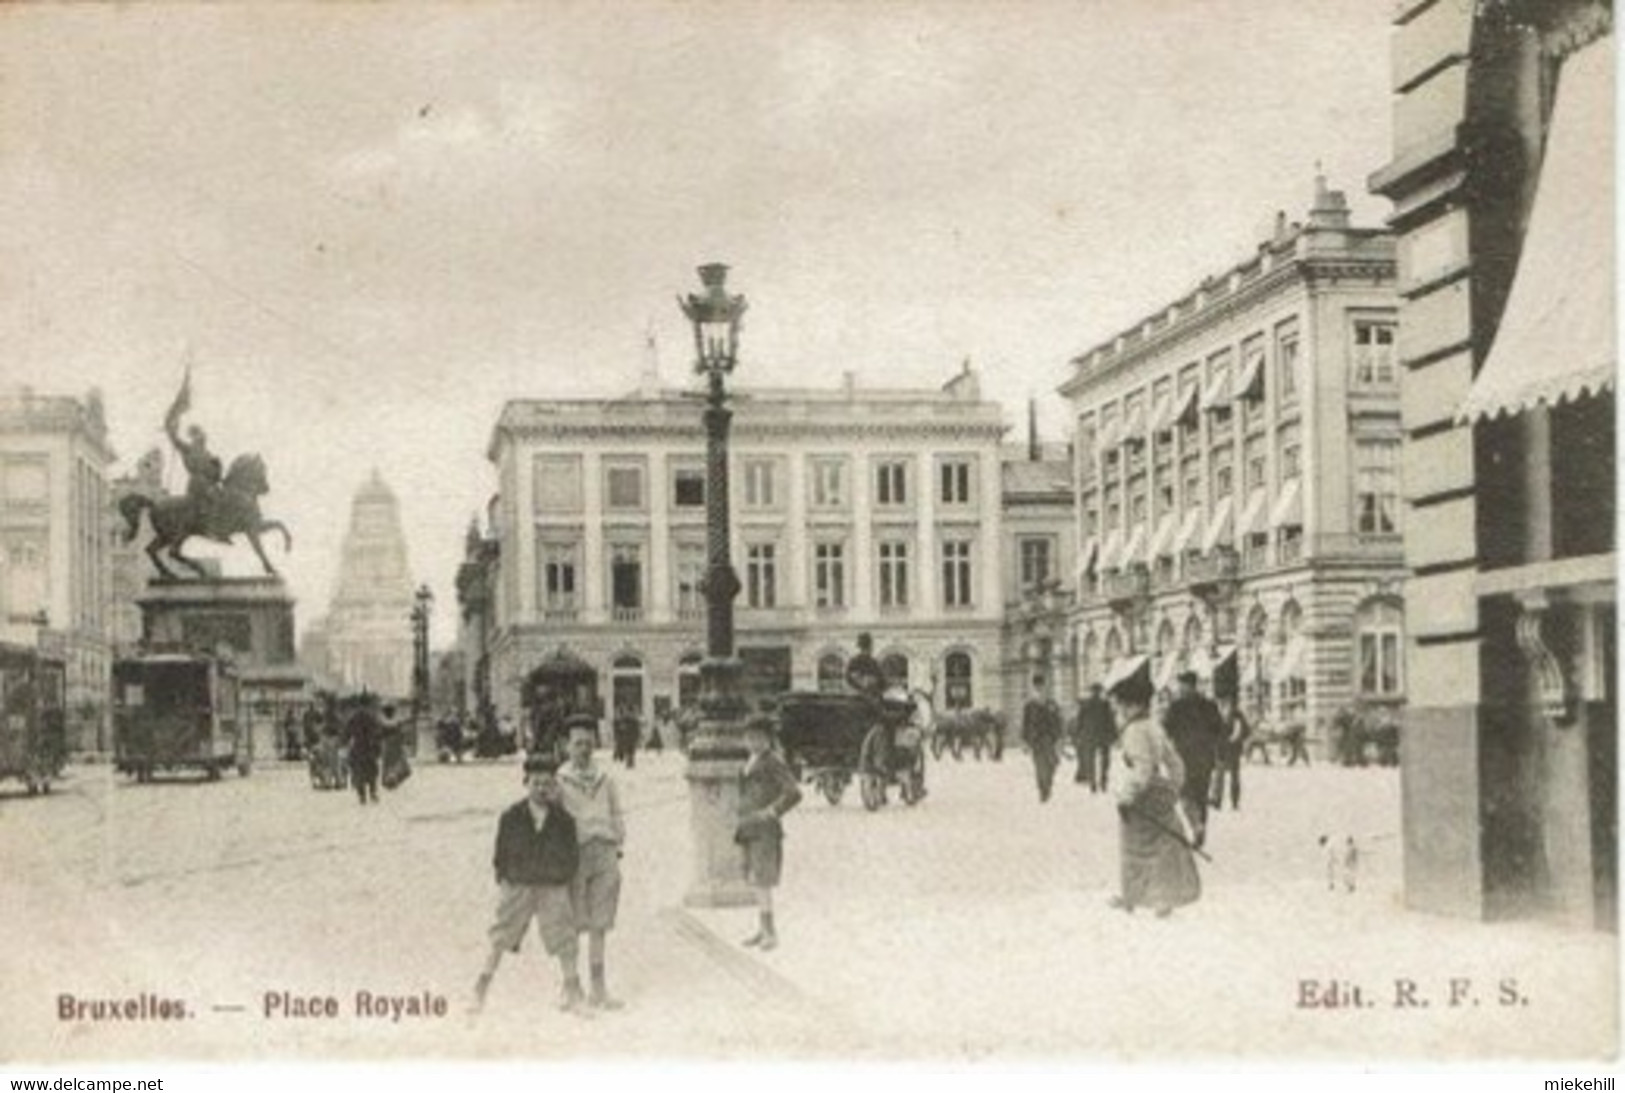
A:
1121;800;1214;863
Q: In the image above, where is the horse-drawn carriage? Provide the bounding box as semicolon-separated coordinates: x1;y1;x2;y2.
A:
776;688;930;810
523;648;601;762
113;650;250;782
0;643;67;796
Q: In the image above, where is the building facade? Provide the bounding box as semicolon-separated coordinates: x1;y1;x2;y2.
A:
484;368;1008;728
998;434;1078;724
0;387;115;751
1370;0;1614;928
1059;180;1404;746
313;470;416;698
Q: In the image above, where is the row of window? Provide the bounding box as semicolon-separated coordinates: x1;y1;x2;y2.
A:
535;453;983;516
539;535;982;615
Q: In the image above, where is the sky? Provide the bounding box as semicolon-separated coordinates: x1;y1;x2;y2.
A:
0;1;1395;647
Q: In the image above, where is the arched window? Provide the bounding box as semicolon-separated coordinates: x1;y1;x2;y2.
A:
944;650;973;709
816;651;845;693
1355;599;1404;698
880;652;909;690
1079;631;1099;689
1104;628;1124;673
1154;619;1178;692
611;653;644;721
1181;614;1204;670
1244;605;1271;717
1277;600;1306;723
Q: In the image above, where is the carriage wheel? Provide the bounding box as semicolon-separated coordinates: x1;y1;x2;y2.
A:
859;771;885;811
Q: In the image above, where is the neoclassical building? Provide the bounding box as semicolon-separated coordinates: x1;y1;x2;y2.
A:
0;386;114;751
1060;178;1404;743
483;366;1009;728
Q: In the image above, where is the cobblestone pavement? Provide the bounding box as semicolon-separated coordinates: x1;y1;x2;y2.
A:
0;747;1615;1063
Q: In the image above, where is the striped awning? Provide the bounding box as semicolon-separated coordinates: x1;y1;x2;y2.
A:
1098;529;1123;572
1201;371;1233;414
1458;40;1615;423
1270;479;1303;528
1173;505;1205;554
1235;351;1265;403
1075;537;1100;582
1149;392;1175;435
1174;385;1201;429
1237;488;1269;538
1120;403;1147;447
1118;523;1148;569
1201;495;1235;553
1146;513;1178;559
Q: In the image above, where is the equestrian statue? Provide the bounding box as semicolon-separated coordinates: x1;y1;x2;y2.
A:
118;369;293;581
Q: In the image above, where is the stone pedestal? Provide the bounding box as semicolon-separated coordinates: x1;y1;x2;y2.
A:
137;577;312;762
683;656;756;908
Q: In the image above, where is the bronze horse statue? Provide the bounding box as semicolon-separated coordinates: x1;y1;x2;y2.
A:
119;453;292;580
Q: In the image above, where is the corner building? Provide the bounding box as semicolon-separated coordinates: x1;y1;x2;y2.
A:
1059;180;1404;747
485;369;1007;727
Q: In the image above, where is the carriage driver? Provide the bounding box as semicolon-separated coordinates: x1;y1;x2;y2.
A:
845;633;897;769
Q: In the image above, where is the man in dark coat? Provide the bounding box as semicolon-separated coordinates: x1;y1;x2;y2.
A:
1074;683;1117;793
346;700;383;805
1021;674;1064;803
1161;670;1226;847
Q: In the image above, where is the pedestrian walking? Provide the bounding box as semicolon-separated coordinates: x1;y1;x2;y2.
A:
1106;656;1201;918
379;703;412;790
346;699;382;805
611;704;640;769
1074;683;1117;792
558;717;626;1010
1210;695;1251;811
1283;722;1312;766
1021;674;1063;803
1161;670;1225;847
736;715;802;951
472;755;586;1016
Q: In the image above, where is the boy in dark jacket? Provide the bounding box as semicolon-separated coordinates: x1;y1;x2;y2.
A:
472;755;586;1016
736;716;802;951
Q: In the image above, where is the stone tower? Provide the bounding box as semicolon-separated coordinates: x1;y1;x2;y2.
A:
323;469;415;698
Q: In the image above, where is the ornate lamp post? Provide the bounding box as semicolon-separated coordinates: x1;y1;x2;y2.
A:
410;583;433;751
677;262;755;907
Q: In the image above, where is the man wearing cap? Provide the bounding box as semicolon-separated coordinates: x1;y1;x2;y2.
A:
736;715;802;951
1021;673;1064;803
1106;655;1201;916
1162;669;1226;848
558;716;627;1010
473;755;585;1016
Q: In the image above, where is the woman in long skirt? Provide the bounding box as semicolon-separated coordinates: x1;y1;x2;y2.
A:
1105;656;1201;917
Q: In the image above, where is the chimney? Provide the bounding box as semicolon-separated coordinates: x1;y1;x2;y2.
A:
1307;171;1350;230
1027;398;1040;461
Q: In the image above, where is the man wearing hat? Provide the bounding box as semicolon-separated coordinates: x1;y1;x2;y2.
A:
473;754;585;1016
1020;673;1064;803
1073;682;1117;793
1161;667;1227;848
558;715;627;1009
1208;651;1250;811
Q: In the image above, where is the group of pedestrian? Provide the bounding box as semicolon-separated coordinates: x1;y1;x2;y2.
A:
345;699;410;806
1017;654;1256;920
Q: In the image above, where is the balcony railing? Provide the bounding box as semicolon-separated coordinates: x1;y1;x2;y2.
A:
1101;566;1150;603
1186;548;1239;586
542;606;579;623
610;606;644;624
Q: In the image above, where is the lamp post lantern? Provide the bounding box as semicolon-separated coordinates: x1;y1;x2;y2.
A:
411;583;433;749
677;262;756;907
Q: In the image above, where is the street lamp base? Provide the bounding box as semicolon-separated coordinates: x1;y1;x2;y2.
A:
683;747;757;908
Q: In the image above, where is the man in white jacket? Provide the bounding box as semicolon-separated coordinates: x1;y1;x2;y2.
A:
558;716;627;1009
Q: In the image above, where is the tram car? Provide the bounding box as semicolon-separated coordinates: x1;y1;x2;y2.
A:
521;647;602;761
0;642;68;796
113;650;251;782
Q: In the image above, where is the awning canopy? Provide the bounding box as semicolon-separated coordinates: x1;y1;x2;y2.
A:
1147;514;1177;559
1154;655;1180;692
1235;351;1265;403
1120;403;1147;448
1118;524;1148;569
1237;488;1269;538
1270;479;1303;528
1174;385;1201;429
1458;40;1615;423
1075;537;1100;583
1098;529;1123;572
1097;417;1121;452
1148;392;1174;436
1201;371;1233;414
1173;506;1205;554
1276;635;1308;680
1201;495;1235;553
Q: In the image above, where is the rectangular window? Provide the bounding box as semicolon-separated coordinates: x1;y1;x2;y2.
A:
674;541;706;618
1352;319;1397;387
1154;471;1176;519
939;458;974;506
672;466;706;509
534;455;582;513
810;458;847;509
813;542;846;609
745;543;777;608
1277;321;1300;404
876;460;909;506
1018;537;1053;589
1355;439;1402;534
1129;488;1148;527
1104;485;1122;532
1244;435;1267;493
1081;493;1100;539
878;540;910;608
610;543;643;616
540;542;578;615
742;459;777;509
1212;443;1234;500
1278;422;1302;480
1181;457;1202;511
942;539;974;608
605;463;645;511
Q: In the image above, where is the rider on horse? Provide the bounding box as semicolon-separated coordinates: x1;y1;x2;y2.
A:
164;374;225;535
